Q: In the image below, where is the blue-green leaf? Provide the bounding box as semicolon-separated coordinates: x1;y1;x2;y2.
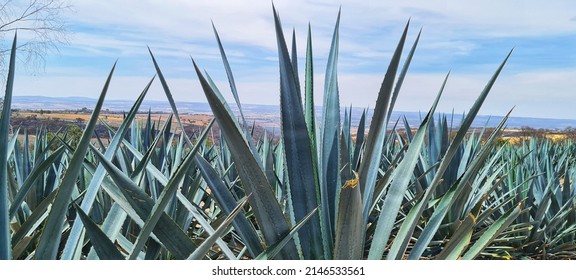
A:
435;213;477;260
73;204;125;260
127;119;213;259
334;173;363;259
385;50;513;260
461;202;522;260
61;76;153;259
0;32;17;260
317;9;342;258
9;147;65;219
193;59;299;259
367;72;445;260
194;155;263;258
405;112;511;260
273;6;323;260
35;61;116;260
187;196;250;260
359;21;409;223
149;48;193;147
90;146;199;259
256;208;318;260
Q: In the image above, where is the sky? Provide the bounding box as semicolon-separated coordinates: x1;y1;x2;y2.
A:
6;0;576;119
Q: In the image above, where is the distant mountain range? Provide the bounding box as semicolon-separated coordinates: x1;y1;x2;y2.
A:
11;95;576;130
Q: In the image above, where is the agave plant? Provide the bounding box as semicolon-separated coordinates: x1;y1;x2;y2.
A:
188;6;519;260
1;6;555;261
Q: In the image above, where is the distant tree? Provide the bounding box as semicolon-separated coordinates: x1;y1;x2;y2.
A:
520;126;535;138
47;124;82;150
564;126;576;140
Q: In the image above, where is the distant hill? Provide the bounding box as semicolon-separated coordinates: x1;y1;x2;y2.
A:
12;95;576;130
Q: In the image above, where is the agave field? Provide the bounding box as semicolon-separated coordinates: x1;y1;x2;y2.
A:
1;7;576;260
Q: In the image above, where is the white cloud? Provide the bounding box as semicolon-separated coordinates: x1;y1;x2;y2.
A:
8;0;576;120
60;1;576;59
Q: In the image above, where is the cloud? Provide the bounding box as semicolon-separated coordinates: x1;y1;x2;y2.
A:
62;1;576;57
8;0;576;120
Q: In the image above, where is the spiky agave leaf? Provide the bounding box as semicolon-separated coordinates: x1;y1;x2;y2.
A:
187;196;250;260
0;32;17;260
192;59;299;259
61;76;154;260
319;9;342;245
35;61;116;260
358;21;410;224
194;155;264;258
386;50;513;260
367;71;444;260
273;5;323;260
126;119;214;259
90;145;199;259
73;204;125;260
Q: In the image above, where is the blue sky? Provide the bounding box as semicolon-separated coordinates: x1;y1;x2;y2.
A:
7;0;576;119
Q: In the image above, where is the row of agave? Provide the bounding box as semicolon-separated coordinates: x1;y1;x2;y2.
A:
1;7;576;260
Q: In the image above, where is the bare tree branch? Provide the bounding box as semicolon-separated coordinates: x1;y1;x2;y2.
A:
0;0;72;83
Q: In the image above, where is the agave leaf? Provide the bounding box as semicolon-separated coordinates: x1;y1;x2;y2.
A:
340;129;351;180
367;72;444;260
369;143;410;212
290;29;302;99
9;146;65;219
148;48;193;147
11;189;57;250
359;21;409;223
204;71;265;169
352;110;366;170
86;203;126;260
261;131;276;187
212;23;249;133
435;213;477;260
12;236;33;260
304;24;317;162
273;6;323;260
131;114;172;183
333;172;363;259
318;9;342;245
90;146;199;259
403;111;511;260
541;190;576;234
169;165;238;261
211;25;262;162
386;29;421;125
61;77;153;259
127;119;213;259
256;208;318;260
35;62;116;260
187;196;250;260
120;139;177;188
549;226;576;251
411;160;506;260
0;32;16;260
194;155;263;258
528;182;560;240
382;51;513;260
192;59;299;259
20;129;33;186
461;202;522;260
6;127;20;163
73;204;124;260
